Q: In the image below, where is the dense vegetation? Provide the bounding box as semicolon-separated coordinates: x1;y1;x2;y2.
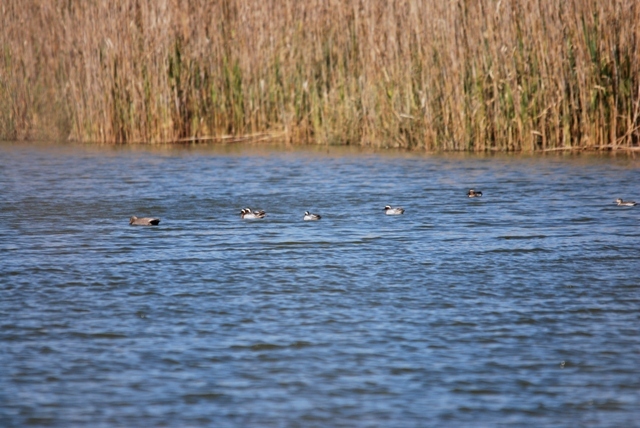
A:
1;0;639;151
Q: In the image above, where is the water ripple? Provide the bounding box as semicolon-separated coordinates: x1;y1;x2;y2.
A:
1;143;639;427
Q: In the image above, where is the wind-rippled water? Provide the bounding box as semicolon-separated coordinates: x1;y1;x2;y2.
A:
1;142;639;427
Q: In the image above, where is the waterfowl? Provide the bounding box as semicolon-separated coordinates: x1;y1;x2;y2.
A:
467;189;483;198
240;208;266;219
383;205;405;215
129;216;160;226
303;211;322;221
615;198;637;207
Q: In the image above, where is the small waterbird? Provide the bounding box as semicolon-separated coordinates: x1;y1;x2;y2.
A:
303;211;322;221
129;216;160;226
467;189;483;198
615;198;637;207
383;205;405;215
241;208;266;219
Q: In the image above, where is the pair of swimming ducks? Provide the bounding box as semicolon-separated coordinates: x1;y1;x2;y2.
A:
466;190;637;207
240;208;323;220
129;191;636;226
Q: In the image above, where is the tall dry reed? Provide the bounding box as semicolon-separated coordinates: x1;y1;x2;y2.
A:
1;0;639;151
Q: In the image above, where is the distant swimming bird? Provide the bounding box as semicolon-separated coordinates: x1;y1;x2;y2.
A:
615;198;637;207
129;216;160;226
383;205;405;215
240;208;266;219
303;211;322;221
467;189;483;198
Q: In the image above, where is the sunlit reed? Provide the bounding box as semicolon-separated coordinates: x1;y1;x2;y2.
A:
1;0;639;151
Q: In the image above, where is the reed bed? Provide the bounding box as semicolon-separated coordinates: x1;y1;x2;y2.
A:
1;0;639;151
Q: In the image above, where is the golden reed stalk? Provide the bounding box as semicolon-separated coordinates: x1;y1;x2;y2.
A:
1;0;639;151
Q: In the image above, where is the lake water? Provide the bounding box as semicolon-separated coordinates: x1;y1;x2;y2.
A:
1;142;639;427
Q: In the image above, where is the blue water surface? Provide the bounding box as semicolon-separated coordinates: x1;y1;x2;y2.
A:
1;142;639;427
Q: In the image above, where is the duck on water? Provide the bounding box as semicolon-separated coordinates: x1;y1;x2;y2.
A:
130;216;160;226
615;198;637;207
303;211;322;221
241;208;266;219
383;205;405;215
